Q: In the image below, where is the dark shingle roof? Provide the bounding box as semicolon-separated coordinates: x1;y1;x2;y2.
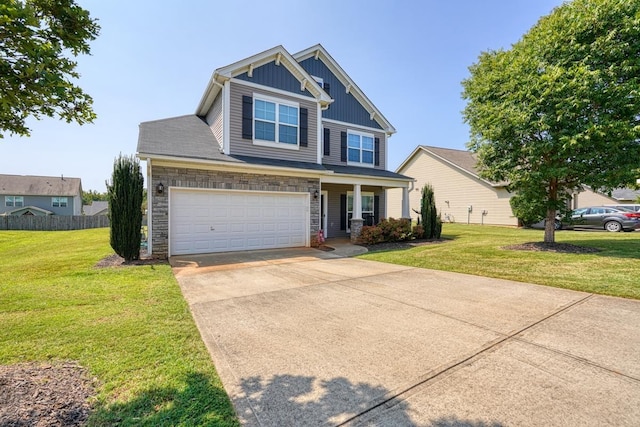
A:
0;174;82;196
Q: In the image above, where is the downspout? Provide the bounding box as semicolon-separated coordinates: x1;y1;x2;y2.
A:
146;158;152;256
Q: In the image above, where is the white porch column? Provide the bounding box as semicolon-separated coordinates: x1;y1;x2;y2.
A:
401;186;410;219
353;183;362;220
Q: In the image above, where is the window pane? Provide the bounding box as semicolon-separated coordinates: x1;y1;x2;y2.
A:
279;105;298;126
255;100;275;121
6;197;13;207
362;136;374;151
362;150;374;164
348;148;360;162
255;121;275;141
279;124;298;144
348;133;360;148
347;195;353;211
362;195;374;212
15;196;23;207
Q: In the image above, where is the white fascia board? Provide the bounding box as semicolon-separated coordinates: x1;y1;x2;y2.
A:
293;44;396;134
321;173;410;188
196;72;225;116
419;146;502;188
394;145;424;173
142;154;325;179
222;80;230;154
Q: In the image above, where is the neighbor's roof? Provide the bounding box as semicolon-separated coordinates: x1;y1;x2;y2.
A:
83;201;109;216
397;145;506;187
611;188;640;201
0;174;82;196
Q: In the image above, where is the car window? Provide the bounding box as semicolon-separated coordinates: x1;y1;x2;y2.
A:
573;208;589;215
591;208;604;214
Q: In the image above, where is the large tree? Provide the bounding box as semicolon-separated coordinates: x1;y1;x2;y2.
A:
0;0;99;137
462;0;640;243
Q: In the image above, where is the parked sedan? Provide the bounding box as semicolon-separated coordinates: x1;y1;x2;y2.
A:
565;206;640;232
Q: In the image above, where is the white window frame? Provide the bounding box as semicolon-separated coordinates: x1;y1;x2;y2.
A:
52;197;68;208
312;75;324;87
346;191;375;233
346;129;375;168
253;93;300;151
5;196;24;207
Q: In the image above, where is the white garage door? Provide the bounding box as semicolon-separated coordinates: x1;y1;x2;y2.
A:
170;189;309;255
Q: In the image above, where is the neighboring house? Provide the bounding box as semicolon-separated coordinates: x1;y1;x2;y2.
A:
83;201;109;216
137;44;412;257
387;146;517;226
387;145;640;226
0;174;83;216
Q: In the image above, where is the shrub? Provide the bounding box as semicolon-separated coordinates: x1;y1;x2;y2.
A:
359;218;412;244
412;224;425;239
107;154;144;261
420;183;442;239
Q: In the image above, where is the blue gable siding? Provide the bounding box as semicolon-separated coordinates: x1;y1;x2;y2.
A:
299;57;383;130
236;61;314;98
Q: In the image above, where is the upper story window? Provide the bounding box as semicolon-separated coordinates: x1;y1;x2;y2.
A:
347;130;374;167
5;196;24;207
312;76;324;87
52;197;68;208
254;95;299;148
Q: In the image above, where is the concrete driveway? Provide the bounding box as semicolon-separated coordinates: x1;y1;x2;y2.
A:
170;248;640;426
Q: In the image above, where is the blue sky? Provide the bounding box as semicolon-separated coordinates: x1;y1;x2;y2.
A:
1;0;564;192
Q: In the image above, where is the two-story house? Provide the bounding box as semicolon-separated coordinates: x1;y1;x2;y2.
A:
137;45;412;258
0;174;83;216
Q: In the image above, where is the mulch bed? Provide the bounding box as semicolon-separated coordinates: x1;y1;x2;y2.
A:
362;238;448;252
0;361;98;427
94;253;167;268
503;242;601;254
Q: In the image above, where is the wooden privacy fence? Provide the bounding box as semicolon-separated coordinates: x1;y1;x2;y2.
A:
0;215;110;231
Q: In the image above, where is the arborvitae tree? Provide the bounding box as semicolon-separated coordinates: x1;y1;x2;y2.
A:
420;183;442;239
106;154;144;261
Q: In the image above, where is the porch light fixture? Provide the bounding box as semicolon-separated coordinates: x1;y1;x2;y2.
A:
156;182;164;195
313;190;319;199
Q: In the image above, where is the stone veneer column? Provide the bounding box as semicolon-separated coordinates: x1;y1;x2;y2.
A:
350;218;364;243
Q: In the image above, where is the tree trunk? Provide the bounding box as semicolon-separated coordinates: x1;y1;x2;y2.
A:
544;208;556;243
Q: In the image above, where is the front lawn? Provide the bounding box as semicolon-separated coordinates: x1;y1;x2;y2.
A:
0;229;238;426
359;224;640;299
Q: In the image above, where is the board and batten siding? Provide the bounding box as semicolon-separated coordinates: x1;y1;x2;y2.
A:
321;120;386;170
206;93;223;149
387;152;517;226
228;81;318;163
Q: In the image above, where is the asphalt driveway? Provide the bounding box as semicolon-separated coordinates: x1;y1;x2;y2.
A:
170;248;640;426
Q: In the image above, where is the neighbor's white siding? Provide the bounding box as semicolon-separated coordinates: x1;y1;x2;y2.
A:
572;188;617;208
387;151;517;226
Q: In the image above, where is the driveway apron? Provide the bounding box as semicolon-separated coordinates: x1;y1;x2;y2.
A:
170;248;640;426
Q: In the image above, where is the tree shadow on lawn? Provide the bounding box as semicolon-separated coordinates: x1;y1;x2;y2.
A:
560;237;640;259
88;371;238;426
237;373;504;426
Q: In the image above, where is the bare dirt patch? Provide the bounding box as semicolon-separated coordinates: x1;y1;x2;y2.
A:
503;242;601;254
0;361;97;427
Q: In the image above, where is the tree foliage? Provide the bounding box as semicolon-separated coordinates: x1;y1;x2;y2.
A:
82;189;107;205
462;0;640;242
0;0;100;137
107;154;144;262
420;183;442;239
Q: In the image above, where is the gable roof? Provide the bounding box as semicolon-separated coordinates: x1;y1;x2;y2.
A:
83;201;109;216
293;44;395;134
196;45;333;116
397;146;505;187
0;174;82;196
2;205;54;216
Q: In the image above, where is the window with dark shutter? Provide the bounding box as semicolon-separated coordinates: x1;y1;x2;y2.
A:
340;131;347;162
323;128;330;156
323;82;331;96
374;137;380;166
242;95;253;139
300;108;308;147
374;195;380;224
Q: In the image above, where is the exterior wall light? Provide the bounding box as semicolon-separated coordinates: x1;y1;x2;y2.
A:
314;190;319;199
156;182;164;195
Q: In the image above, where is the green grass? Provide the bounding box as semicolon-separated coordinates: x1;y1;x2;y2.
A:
0;229;239;426
359;223;640;299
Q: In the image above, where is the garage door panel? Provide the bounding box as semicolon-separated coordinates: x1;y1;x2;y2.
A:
170;189;308;255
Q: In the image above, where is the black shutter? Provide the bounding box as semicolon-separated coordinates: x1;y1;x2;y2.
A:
242;95;252;139
323;128;330;156
300;108;308;147
341;131;347;162
374;137;380;166
323;82;331;96
340;194;346;230
374;195;380;225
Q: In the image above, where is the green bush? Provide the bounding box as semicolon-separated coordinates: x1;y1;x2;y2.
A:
358;218;412;244
107;154;144;261
413;224;425;239
420;183;442;239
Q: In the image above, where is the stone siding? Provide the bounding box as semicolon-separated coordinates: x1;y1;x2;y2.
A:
150;166;320;257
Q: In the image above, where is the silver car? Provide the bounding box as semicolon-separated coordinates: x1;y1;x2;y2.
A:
566;206;640;232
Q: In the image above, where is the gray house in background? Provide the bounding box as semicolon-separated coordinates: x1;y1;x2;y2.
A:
138;44;412;258
0;174;83;216
83;201;109;216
